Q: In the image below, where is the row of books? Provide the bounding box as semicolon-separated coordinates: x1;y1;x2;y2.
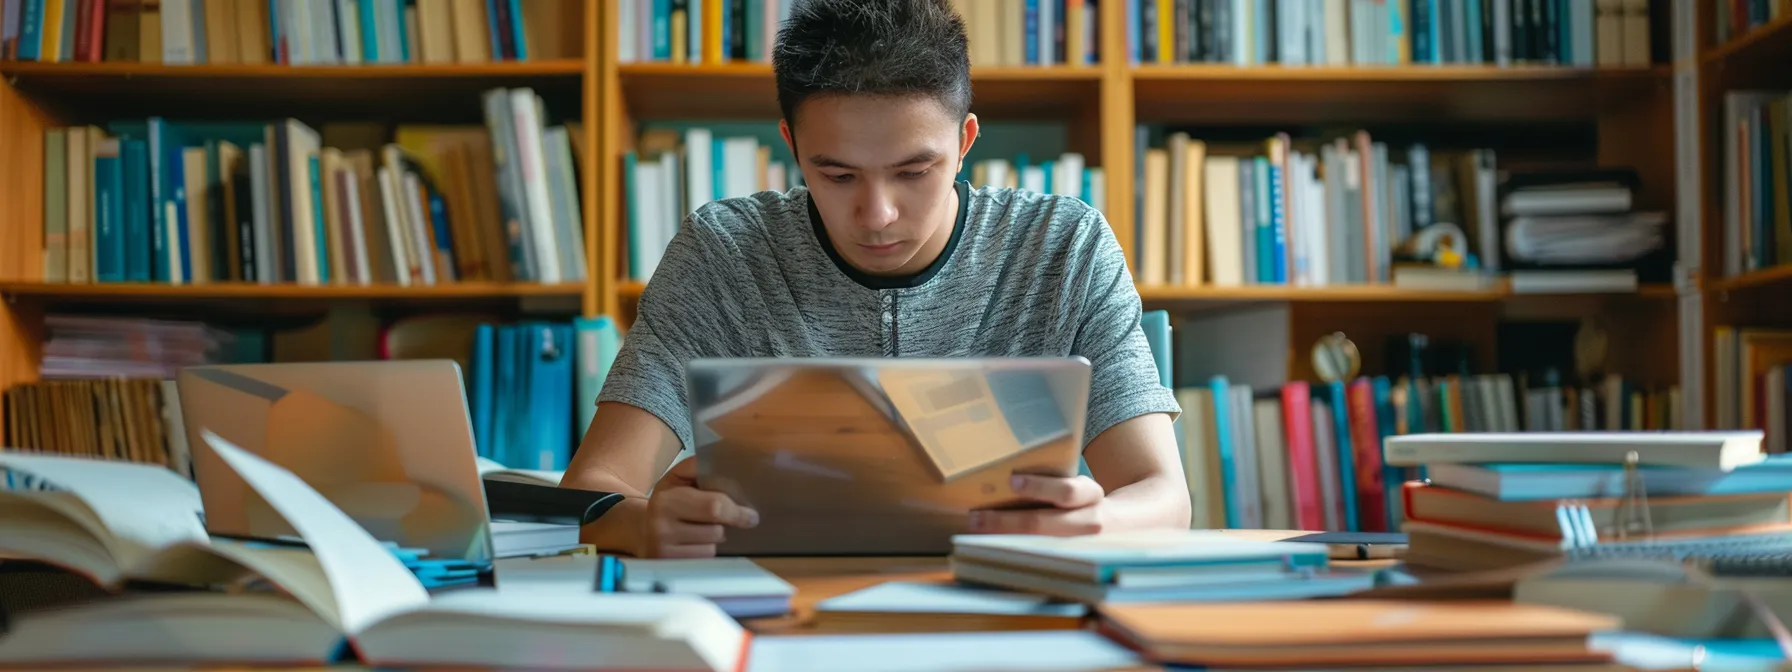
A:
622;127;803;282
1398;430;1789;576
37;87;586;286
615;0;795;65
1720;90;1792;279
1131;129;1498;287
1713;0;1785;48
1;377;188;476
958;0;1101;68
467;317;618;473
1713;326;1792;454
965;152;1107;213
0;0;580;65
1176;372;1681;535
1124;0;1653;68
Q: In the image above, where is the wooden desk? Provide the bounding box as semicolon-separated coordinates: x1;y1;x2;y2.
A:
743;556;952;634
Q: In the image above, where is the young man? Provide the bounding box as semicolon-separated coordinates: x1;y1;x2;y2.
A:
561;0;1188;558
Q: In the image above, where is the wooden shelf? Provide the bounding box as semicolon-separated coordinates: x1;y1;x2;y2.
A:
1712;265;1792;294
1702;14;1792;88
1;60;588;123
1132;65;1670;123
617;62;1103;120
0;281;584;299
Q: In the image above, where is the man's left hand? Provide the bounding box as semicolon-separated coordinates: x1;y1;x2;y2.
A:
968;474;1107;536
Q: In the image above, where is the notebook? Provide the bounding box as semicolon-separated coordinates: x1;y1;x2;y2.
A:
1097;600;1620;667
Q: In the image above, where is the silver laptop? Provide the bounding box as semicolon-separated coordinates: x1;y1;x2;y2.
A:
687;357;1091;556
176;360;496;570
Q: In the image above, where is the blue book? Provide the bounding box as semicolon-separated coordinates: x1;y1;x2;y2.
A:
506;0;525;60
1208;376;1238;529
1325;381;1358;532
94;144;125;282
358;0;379;62
574;316;620;437
471;324;495;459
307;155;329;283
492;325;517;468
16;0;41;60
652;0;671;60
146;118;170;282
1426;455;1792;502
120;138;151;282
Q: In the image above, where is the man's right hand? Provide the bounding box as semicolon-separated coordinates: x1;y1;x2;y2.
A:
644;457;759;558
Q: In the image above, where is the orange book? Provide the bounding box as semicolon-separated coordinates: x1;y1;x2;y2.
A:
1098;600;1618;668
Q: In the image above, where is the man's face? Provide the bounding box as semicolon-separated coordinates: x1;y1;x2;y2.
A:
782;95;978;277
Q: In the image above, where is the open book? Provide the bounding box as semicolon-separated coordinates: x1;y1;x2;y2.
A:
0;433;749;671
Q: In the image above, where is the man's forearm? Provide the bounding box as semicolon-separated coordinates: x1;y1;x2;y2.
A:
1098;472;1192;532
577;495;650;557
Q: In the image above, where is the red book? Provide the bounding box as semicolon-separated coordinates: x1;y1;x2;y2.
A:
1347;379;1389;532
1280;381;1324;531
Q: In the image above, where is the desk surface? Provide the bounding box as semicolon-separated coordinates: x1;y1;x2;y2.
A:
739;553;1400;634
743;556;953;633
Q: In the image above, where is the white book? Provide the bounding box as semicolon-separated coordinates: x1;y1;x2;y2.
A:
1383;431;1768;471
509;89;562;283
161;0;195;63
617;0;636;61
683;127;714;215
544;126;589;282
0;433;748;671
399;171;439;284
340;171;373;286
631;161;662;281
722;136;758;199
950;530;1329;582
375;166;414;286
338;0;363;64
1202;156;1242;286
620;557;796;618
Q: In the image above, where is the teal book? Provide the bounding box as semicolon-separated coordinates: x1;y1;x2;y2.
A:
1139;310;1172;389
574;316;621;438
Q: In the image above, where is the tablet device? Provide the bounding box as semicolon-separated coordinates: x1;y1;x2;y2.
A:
687;357;1092;556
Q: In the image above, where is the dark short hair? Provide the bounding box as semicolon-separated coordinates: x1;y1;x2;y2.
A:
772;0;972;128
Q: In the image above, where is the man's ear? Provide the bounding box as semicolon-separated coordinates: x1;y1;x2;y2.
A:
779;118;796;157
958;113;980;170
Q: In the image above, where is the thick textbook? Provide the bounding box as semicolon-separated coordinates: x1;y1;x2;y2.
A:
1382;431;1767;471
0;433;749;671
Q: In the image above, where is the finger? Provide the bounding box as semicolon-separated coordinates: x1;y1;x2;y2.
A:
1009;474;1104;508
665;522;726;545
670;489;760;528
656;543;718;559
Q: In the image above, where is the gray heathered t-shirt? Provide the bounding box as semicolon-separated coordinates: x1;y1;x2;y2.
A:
598;180;1182;453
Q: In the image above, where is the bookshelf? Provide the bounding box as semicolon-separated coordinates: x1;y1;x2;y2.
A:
0;0;601;399
1695;3;1792;433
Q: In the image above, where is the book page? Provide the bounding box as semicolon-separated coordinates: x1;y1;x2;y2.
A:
200;430;429;634
0;453;208;565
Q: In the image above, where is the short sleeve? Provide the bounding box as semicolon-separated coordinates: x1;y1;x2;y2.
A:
1070;211;1183;443
596;211;744;451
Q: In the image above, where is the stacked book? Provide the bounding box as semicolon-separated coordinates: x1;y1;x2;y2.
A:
1386;431;1792;574
947;529;1376;604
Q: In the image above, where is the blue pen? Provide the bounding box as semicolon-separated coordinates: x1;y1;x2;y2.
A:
597;556;622;593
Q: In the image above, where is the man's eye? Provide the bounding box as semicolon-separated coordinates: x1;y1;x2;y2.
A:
826;173;854;183
899;170;929;179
